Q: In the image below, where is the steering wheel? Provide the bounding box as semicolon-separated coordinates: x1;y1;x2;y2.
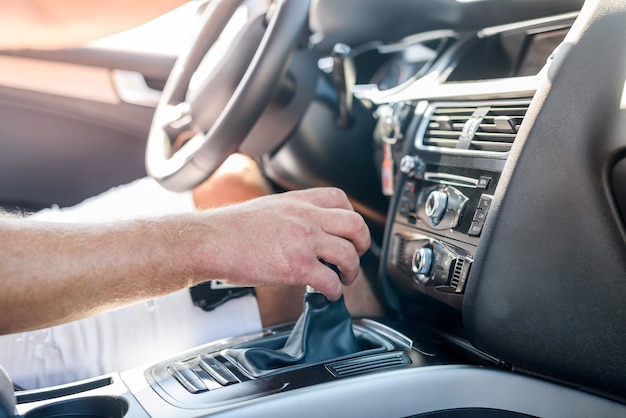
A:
146;0;310;192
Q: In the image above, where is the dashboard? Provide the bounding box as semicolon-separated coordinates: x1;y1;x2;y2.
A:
8;1;626;417
355;12;577;313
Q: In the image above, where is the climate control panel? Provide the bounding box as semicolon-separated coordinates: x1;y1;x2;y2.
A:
385;154;502;309
396;163;498;245
418;185;468;230
389;231;473;296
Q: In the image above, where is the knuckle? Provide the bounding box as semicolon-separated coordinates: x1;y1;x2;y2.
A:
327;187;348;205
345;212;371;250
292;220;317;241
338;239;357;261
346;211;365;231
319;276;342;301
335;244;359;276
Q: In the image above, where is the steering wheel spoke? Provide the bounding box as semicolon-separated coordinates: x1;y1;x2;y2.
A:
146;0;311;191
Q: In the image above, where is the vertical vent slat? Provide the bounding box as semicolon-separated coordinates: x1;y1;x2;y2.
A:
450;258;465;290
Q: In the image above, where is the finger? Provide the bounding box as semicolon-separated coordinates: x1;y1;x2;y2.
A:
305;261;344;301
317;208;371;256
316;238;361;287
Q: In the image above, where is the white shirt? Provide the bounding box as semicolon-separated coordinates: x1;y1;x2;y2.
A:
0;177;261;389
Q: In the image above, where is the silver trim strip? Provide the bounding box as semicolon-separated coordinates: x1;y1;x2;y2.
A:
376;30;458;54
358;68;540;105
359;318;414;348
357;12;576;106
423;172;479;188
478;11;578;37
401;75;539;103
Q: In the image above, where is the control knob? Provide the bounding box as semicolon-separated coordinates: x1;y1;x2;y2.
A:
399;155;425;179
411;247;433;283
425;190;448;224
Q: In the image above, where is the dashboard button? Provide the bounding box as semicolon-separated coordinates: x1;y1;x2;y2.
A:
478;194;493;211
198;355;240;386
168;362;208;394
477;176;492;189
468;221;484;236
472;208;487;222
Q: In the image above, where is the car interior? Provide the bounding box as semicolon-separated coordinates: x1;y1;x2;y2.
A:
2;0;626;416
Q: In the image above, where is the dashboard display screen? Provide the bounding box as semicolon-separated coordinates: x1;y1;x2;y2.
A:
445;25;571;82
516;28;569;76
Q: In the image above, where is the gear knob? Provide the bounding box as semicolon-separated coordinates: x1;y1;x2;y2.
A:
305;285;321;294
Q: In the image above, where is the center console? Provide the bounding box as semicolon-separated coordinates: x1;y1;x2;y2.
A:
12;315;468;418
11;306;623;417
383;98;529;311
377;12;576;313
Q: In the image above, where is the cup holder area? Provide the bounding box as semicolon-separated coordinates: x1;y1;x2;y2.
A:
23;396;128;418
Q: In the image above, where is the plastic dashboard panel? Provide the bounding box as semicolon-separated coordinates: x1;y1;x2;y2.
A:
122;362;626;417
310;0;584;55
463;0;626;399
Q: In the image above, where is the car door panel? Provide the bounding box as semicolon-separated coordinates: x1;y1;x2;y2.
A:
0;3;198;210
0;49;177;210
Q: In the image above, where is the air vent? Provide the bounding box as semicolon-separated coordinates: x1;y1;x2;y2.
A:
450;258;465;289
394;235;407;268
421;101;530;153
326;353;411;378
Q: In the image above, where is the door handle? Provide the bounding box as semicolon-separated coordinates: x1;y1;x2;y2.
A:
111;69;161;107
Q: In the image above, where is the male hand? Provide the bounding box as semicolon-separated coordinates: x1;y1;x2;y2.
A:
196;188;371;300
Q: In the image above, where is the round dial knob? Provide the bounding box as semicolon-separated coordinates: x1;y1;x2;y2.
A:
399;155;417;175
412;247;433;283
425;190;448;223
399;155;425;178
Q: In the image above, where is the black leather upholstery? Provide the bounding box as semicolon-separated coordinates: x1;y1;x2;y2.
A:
225;293;361;377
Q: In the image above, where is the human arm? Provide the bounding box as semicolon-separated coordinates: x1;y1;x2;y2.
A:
0;0;189;50
0;188;370;334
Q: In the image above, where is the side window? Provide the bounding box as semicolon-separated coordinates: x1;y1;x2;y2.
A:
89;1;204;58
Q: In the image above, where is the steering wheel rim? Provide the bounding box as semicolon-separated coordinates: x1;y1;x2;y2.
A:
146;0;310;192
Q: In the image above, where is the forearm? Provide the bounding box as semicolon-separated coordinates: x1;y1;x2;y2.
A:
0;188;371;335
0;0;188;50
0;215;204;334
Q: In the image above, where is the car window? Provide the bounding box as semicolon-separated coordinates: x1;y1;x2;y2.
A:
88;1;203;57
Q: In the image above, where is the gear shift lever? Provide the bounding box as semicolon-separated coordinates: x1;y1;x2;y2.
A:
224;286;361;377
